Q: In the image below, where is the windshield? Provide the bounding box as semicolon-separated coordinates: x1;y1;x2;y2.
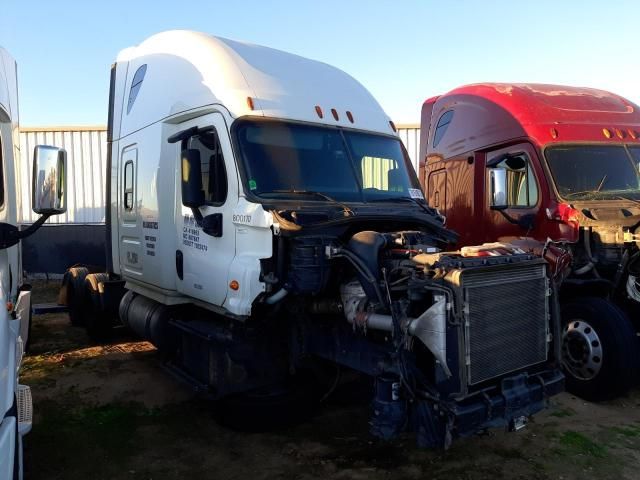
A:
546;145;640;201
235;120;423;203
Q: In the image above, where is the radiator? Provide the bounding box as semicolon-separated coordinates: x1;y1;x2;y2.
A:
460;263;549;385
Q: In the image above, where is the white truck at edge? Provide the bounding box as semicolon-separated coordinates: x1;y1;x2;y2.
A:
0;47;67;479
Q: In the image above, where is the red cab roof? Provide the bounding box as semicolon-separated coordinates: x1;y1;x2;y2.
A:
421;83;640;163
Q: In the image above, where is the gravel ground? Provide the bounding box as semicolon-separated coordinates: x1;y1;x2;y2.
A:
20;281;640;480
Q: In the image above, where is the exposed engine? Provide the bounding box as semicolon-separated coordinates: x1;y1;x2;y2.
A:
568;219;640;302
278;229;563;446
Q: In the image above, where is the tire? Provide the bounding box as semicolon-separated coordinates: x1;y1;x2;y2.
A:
561;297;639;401
64;267;89;326
84;273;113;341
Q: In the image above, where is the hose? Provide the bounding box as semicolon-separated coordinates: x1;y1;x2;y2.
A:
574;262;595;276
333;249;386;306
613;250;630;290
381;268;418;400
264;288;288;305
627;251;640;276
583;229;601;278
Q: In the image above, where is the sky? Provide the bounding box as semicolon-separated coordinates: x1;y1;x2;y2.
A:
0;0;638;126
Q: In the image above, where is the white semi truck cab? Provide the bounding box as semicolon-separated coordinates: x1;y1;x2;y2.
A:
64;31;563;447
0;46;67;479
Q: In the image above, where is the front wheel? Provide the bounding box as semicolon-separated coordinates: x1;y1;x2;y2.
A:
561;297;639;401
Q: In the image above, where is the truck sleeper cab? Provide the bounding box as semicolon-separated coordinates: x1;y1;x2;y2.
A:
420;83;640;401
64;32;562;447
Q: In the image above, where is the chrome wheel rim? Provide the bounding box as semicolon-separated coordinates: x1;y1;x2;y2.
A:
562;319;603;380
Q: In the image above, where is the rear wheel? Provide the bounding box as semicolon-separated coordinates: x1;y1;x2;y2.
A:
84;273;113;341
561;297;639;401
63;267;89;326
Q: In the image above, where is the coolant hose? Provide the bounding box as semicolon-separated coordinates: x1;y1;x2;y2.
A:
334;249;386;306
265;288;288;305
583;229;600;278
574;262;594;275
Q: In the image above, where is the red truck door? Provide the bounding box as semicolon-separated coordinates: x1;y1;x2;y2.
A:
482;143;545;243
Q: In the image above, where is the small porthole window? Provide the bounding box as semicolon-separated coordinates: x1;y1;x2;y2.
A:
124;161;134;210
433;110;454;148
127;64;147;114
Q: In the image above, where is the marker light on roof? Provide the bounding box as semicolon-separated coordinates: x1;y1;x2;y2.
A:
331;108;339;121
616;129;625;139
630;129;638;140
550;127;558;139
315;105;323;119
389;120;397;132
602;128;612;139
246;97;254;110
346;111;354;123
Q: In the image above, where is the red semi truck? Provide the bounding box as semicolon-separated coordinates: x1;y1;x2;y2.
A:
419;83;640;400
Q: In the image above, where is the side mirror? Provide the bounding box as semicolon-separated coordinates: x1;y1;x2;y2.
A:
181;149;205;208
489;168;508;210
32;145;67;215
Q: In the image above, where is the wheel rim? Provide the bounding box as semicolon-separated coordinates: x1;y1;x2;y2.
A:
562;319;603;380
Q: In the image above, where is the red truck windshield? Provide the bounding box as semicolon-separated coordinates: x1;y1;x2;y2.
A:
546;145;640;201
235;120;422;203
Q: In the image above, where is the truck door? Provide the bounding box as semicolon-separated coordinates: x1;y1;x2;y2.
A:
175;113;237;307
483;144;543;242
118;146;143;278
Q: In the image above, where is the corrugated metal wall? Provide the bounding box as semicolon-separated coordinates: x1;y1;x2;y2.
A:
20;127;107;224
397;124;420;171
19;125;421;225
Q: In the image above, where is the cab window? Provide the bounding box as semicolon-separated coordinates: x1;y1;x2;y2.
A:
433;110;454;148
629;146;640;171
187;131;228;205
127;64;147;114
493;154;538;207
360;156;401;191
123;160;134;210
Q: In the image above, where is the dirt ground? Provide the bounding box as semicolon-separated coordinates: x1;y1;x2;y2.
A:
20;281;640;480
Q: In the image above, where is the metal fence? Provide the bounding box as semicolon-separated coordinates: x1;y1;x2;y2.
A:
397;124;420;171
20;127;107;224
19;124;421;225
